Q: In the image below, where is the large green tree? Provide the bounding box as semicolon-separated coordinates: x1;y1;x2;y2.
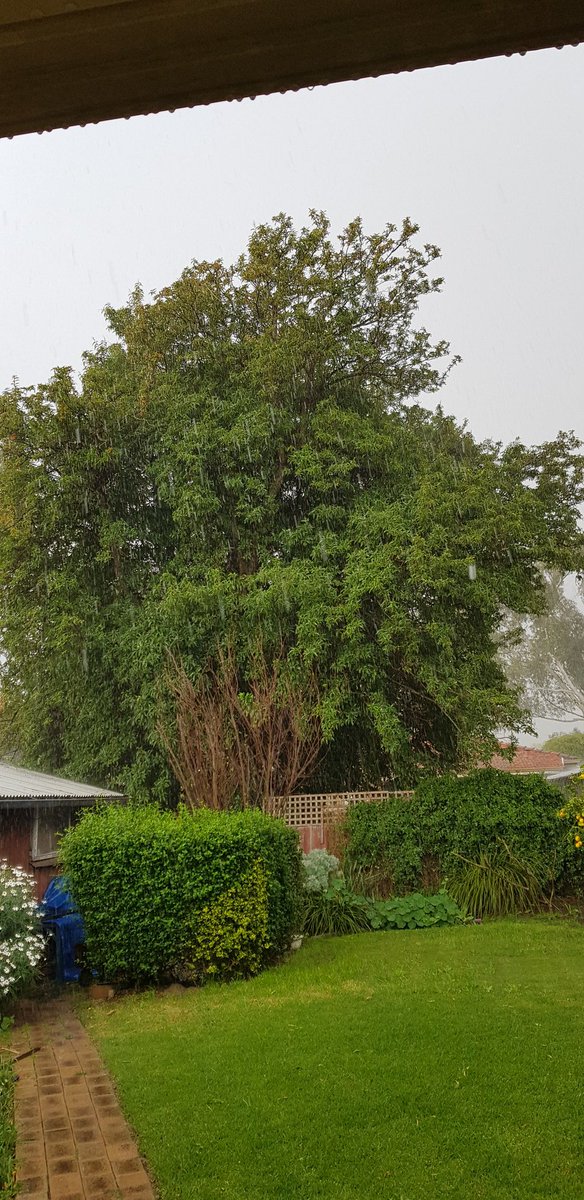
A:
1;213;583;797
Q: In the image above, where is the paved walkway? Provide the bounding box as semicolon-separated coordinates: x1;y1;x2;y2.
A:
11;998;155;1200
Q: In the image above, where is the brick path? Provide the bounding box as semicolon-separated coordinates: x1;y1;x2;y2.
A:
10;998;155;1200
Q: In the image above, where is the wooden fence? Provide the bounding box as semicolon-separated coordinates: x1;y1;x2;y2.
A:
266;790;412;852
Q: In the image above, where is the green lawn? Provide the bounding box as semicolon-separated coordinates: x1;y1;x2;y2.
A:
83;921;584;1200
0;1051;16;1198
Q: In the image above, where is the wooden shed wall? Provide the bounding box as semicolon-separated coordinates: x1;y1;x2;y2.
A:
0;807;58;900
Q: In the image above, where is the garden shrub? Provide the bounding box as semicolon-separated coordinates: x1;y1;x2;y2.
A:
59;805;303;985
176;861;270;982
343;792;423;892
556;773;584;892
447;845;546;918
302;882;463;936
345;769;573;899
365;890;464;930
302;850;339;893
0;862;44;1016
302;879;370;937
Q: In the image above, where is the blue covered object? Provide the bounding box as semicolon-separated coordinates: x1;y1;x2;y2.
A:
41;877;91;985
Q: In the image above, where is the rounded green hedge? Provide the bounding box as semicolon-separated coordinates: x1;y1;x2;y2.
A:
345;769;581;896
59;805;303;984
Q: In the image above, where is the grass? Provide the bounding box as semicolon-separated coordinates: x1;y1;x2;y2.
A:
83;921;584;1200
0;1043;16;1199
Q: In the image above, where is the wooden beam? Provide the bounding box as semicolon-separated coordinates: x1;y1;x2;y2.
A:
1;1;583;138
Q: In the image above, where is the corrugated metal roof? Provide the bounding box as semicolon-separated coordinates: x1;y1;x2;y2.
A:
0;761;124;802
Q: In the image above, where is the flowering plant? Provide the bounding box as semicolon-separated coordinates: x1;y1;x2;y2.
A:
556;772;584;851
0;861;45;1013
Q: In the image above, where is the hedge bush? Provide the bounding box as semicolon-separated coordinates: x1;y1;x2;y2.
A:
59;805;303;984
345;769;579;897
177;861;271;982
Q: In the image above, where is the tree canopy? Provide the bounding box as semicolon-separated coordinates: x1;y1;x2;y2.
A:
1;212;583;798
542;731;584;759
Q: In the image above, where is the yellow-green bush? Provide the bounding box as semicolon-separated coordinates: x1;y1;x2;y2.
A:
178;861;270;981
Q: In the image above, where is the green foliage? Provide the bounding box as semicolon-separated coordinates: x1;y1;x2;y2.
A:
302;849;339;892
302;879;370;936
0;1053;16;1199
302;873;463;937
447;846;545;918
366;889;464;930
343;792;422;892
1;215;583;795
340;860;388;899
555;776;584;895
177;861;271;981
543;731;584;759
59;804;302;984
345;769;572;898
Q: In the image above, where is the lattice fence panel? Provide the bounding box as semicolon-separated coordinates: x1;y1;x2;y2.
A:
267;790;413;828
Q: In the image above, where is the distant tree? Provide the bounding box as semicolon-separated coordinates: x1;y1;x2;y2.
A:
542;731;584;760
502;571;584;726
1;212;583;798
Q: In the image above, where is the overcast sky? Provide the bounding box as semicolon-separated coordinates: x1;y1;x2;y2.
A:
1;44;583;451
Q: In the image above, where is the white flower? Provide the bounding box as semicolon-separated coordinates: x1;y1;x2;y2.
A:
0;863;44;1002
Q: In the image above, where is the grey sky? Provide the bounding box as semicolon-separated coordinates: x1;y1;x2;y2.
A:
1;44;583;449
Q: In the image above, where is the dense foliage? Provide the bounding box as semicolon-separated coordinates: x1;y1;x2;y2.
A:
302;877;463;935
59;805;302;984
302;878;371;936
176;861;271;982
0;862;44;1015
366;890;464;929
345;769;581;898
447;846;545;918
557;773;584;855
1;213;583;795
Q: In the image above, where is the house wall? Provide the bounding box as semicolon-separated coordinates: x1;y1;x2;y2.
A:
0;807;31;871
0;807;58;900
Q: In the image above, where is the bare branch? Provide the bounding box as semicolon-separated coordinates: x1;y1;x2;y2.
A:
160;646;322;810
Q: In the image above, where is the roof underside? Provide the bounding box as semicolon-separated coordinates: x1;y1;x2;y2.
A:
1;1;584;139
0;761;123;803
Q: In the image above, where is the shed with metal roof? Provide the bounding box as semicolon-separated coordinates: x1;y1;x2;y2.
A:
0;761;124;899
